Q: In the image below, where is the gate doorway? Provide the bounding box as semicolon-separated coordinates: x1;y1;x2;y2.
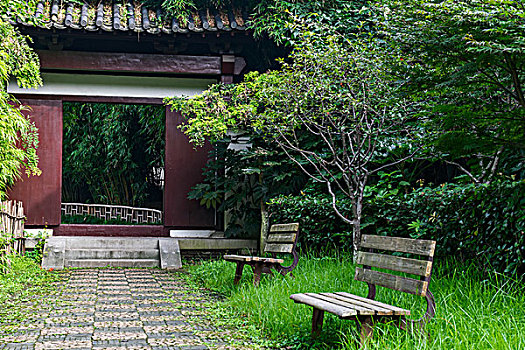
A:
61;102;165;226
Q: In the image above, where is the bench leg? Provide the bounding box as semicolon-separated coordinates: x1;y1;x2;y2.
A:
234;262;245;285
253;263;263;287
356;316;374;347
312;308;324;336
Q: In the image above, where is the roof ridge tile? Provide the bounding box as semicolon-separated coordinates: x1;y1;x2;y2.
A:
21;0;247;34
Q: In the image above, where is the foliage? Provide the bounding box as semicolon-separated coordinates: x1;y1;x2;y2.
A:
24;239;45;265
0;0;42;199
169;22;421;254
146;0;256;13
270;176;525;276
365;177;525;276
250;0;371;44
153;0;369;41
188;255;525;349
379;0;525;183
187;135;307;238
0;255;60;328
269;186;352;251
62;103;165;207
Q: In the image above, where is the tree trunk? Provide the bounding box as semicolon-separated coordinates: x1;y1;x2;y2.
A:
352;201;362;262
260;199;269;255
352;219;361;262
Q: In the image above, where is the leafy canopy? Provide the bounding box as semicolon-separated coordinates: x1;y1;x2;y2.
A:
168;19;422;252
0;0;42;199
379;0;525;182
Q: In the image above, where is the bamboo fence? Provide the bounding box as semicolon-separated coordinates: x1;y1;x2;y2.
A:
0;201;25;272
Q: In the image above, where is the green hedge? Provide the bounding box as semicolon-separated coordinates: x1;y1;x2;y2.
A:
269;180;525;275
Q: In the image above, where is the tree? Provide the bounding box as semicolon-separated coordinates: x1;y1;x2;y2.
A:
0;0;42;199
379;0;525;183
168;23;420;256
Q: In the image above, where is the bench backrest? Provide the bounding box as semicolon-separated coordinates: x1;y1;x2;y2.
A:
355;234;436;297
264;223;300;255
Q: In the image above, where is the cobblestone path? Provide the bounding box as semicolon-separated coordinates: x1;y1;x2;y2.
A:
0;269;257;350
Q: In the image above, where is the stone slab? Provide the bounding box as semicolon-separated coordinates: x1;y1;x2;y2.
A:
41;237;66;270
159;239;182;270
178;238;257;250
66;259;160;268
66;249;159;260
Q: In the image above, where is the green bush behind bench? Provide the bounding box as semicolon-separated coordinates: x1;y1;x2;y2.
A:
269;179;524;276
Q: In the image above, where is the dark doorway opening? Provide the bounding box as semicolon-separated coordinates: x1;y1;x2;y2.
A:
61;102;165;225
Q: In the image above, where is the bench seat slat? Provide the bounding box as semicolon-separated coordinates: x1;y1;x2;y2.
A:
270;223;299;232
315;293;379;315
320;293;394;315
355;267;428;296
361;235;436;256
357;251;432;277
335;292;409;315
266;233;297;243
251;256;284;263
223;254;252;262
290;293;357;318
290;293;410;318
223;255;284;264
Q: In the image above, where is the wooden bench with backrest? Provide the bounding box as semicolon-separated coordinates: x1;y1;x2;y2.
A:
290;234;436;345
224;223;300;286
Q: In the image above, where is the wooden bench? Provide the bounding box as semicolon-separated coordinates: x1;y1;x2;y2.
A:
290;234;436;345
224;223;299;286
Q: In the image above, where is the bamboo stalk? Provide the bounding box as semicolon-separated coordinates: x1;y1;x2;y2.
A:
0;201;26;271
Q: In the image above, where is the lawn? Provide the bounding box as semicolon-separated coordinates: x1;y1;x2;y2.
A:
187;254;525;349
0;256;61;329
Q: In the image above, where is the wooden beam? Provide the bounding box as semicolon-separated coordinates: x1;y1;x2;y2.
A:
8;99;63;226
354;267;428;296
361;235;436;257
37;50;222;75
13;94;164;105
356;251;433;277
54;224;170;237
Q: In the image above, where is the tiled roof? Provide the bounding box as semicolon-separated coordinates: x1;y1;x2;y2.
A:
17;1;249;34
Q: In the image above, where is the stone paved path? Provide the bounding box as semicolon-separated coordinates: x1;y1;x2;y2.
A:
0;269;258;350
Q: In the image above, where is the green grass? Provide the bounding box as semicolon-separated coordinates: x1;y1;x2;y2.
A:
0;255;61;328
187;254;525;349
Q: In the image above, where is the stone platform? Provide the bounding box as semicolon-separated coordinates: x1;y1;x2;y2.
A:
41;237;257;270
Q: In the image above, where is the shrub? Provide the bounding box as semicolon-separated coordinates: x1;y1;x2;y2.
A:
368;179;525;276
269;190;351;251
269;179;525;275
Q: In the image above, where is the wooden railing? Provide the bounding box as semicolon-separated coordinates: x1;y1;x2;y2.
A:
0;201;25;272
61;203;162;224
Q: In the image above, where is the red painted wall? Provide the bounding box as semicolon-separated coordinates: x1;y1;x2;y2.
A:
164;108;215;228
8;99;63;226
9;99;215;231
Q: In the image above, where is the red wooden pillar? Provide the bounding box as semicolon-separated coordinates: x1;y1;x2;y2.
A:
8;99;63;226
164;108;215;228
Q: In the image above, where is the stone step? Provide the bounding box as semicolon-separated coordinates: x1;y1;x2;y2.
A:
66;259;160;268
66;249;159;260
65;237;159;250
169;230;224;238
